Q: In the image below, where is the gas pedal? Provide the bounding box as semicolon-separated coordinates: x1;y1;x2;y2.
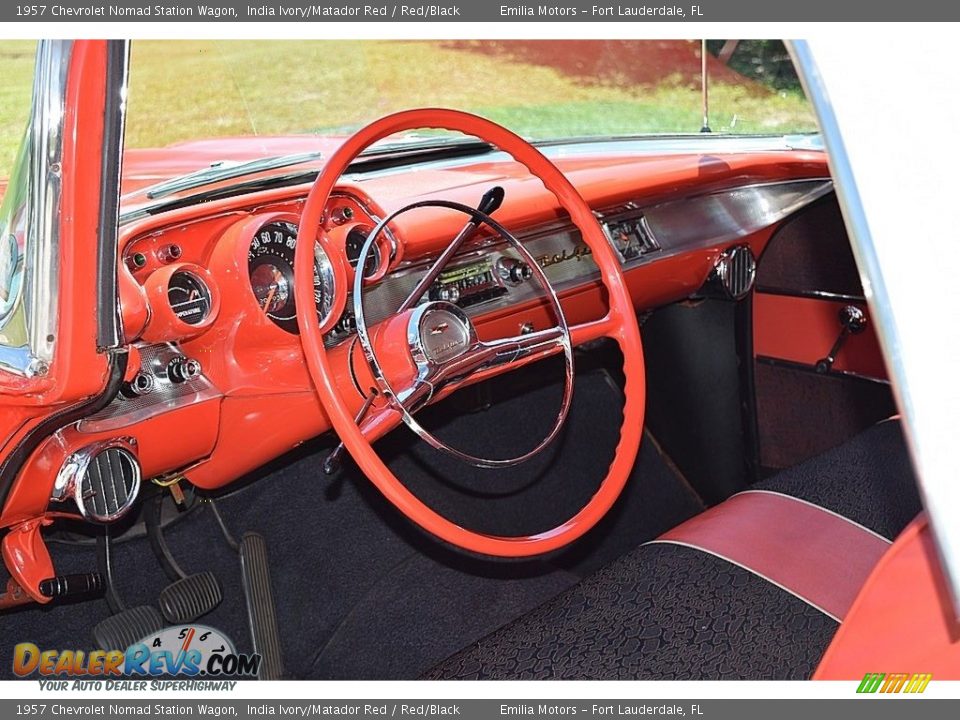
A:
93;605;163;651
239;533;286;680
158;571;223;624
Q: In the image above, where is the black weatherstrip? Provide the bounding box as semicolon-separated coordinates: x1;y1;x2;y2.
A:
0;351;128;510
95;40;129;350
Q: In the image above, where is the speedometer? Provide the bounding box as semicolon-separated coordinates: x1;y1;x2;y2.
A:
247;221;335;334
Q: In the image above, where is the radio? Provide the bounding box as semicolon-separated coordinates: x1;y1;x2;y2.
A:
429;259;509;308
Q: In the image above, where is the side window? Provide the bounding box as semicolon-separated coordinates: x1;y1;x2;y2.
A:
0;41;36;207
0;42;36;365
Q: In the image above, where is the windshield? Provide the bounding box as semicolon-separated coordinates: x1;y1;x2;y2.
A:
123;40;816;153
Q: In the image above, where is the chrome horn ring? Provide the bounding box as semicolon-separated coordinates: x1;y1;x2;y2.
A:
352;199;574;468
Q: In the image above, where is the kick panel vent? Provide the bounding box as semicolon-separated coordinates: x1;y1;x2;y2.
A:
80;446;140;521
74;443;141;523
713;245;757;300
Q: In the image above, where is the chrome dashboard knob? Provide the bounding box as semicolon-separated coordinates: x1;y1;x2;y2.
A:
121;372;155;398
167;356;202;384
436;285;461;304
496;257;532;285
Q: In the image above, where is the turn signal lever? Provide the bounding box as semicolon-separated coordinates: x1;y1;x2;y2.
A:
398;186;505;314
476;185;505;216
815;305;867;374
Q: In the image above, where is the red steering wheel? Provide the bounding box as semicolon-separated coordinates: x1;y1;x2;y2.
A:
295;109;645;557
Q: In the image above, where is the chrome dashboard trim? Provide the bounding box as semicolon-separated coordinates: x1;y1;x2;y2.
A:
332;178;833;340
78;343;221;433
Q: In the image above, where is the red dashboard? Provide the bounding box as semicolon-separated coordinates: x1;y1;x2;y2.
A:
1;146;832;536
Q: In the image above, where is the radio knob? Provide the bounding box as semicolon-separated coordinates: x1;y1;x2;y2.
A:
437;285;461;304
497;257;532;285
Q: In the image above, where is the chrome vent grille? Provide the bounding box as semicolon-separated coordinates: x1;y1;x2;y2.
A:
713;245;756;300
54;442;142;523
80;447;139;521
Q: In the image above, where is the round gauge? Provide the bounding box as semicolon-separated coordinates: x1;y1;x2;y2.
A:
345;227;381;279
167;270;211;326
247;221;335;334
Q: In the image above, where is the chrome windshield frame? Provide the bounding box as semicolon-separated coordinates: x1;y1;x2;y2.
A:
0;40;72;378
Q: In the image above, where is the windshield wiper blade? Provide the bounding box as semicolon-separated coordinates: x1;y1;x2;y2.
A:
141;150;324;200
362;136;495;157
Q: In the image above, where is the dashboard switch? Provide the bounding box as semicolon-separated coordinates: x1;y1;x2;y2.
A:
167;357;202;384
121;372;156;398
436;285;461;304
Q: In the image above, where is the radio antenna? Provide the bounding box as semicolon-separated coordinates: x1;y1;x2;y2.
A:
700;39;711;133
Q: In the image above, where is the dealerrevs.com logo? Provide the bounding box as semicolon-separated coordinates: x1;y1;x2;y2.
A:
857;672;932;694
13;625;260;688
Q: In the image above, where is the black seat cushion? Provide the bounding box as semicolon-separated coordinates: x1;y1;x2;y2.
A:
424;420;921;680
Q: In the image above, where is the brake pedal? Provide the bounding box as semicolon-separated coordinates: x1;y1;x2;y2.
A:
93;605;163;650
159;571;223;624
239;533;286;680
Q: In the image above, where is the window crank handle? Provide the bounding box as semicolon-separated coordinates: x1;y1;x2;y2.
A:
815;305;867;374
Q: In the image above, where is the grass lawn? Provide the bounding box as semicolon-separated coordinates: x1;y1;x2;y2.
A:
0;41;36;185
1;40;817;183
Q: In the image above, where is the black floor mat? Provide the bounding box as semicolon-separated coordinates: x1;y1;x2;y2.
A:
0;362;702;680
424;542;839;680
426;419;920;680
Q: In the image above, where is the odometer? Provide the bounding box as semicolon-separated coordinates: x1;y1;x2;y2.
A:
247;221;335;334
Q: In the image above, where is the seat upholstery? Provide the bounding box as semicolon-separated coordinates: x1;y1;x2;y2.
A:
424;420;921;680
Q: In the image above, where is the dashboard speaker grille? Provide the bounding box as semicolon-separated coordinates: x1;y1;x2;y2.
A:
78;445;141;523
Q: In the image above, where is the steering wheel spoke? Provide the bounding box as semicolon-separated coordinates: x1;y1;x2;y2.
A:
470;325;567;370
570;313;622;346
410;324;567;400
